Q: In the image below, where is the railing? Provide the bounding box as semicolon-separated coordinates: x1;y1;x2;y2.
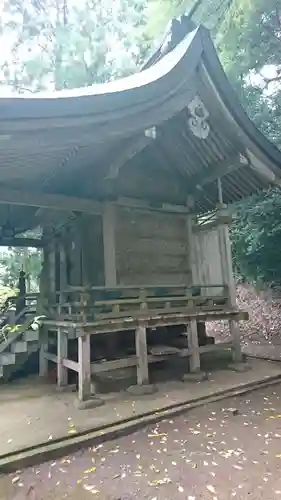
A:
48;284;231;323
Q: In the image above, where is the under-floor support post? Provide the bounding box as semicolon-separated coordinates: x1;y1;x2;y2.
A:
135;325;149;385
39;328;48;377
188;319;200;372
57;328;68;388
229;319;242;363
78;334;91;401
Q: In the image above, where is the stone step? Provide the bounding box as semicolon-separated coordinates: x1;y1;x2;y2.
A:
23;329;39;342
0;353;16;366
11;341;28;354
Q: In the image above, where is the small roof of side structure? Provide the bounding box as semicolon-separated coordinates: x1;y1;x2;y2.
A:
0;23;280;233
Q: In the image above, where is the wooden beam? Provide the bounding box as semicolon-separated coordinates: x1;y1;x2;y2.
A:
116;197;189;214
193;215;232;233
106;135;152;180
0;187;102;214
62;358;79;372
0;238;43;248
44;352;58;363
187;153;247;193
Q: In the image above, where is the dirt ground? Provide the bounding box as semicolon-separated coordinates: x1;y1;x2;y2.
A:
3;384;281;500
1;358;279;458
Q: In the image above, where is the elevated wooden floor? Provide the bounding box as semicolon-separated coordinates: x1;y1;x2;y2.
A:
39;284;248;402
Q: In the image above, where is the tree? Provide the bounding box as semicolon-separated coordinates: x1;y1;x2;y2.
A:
0;246;42;291
217;0;281;148
0;0;150;93
0;0;150;289
148;0;281;286
231;188;281;287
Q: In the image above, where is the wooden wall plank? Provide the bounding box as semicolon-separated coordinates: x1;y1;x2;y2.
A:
116;207;191;286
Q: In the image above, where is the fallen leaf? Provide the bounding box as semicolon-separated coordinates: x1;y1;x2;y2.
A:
206;485;216;494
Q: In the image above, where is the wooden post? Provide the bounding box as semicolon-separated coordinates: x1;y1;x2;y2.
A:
71;223;83;286
102;203;117;286
217;206;242;362
187;320;200;372
49;240;56;297
78;333;91;401
39;327;48;377
229;319;242;363
135;324;149;385
186;200;207;346
59;240;67;292
38;246;49;315
57;328;68;387
102;202;118;357
186;213;196;285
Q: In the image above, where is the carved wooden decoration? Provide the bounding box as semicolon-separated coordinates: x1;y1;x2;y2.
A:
187;96;210;140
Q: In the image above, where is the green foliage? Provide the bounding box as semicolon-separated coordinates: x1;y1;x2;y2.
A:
0;247;42;291
231;189;281;286
0;0;150;289
0;285;17;307
0;0;150;92
149;0;281;286
147;0;281;147
217;0;281;148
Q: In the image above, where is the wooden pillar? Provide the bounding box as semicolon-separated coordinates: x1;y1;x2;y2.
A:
38;246;49;315
186;199;206;347
187;320;200;372
78;333;91;401
229;319;242;363
186;212;196;285
49;240;56;297
39;327;49;377
71;223;82;286
57;328;68;387
59;240;67;292
217;205;242;362
102;203;118;357
102;203;117;286
135;324;149;385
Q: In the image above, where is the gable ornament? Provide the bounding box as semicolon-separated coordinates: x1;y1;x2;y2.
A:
187;96;210;140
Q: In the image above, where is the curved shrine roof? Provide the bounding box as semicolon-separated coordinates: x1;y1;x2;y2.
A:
0;24;280;232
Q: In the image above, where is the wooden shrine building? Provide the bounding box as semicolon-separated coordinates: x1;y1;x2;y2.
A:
0;20;281;404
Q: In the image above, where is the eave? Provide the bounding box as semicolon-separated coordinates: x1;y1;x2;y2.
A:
0;25;280;233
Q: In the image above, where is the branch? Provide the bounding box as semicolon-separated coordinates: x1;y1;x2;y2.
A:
276;7;281;30
263;73;281;86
